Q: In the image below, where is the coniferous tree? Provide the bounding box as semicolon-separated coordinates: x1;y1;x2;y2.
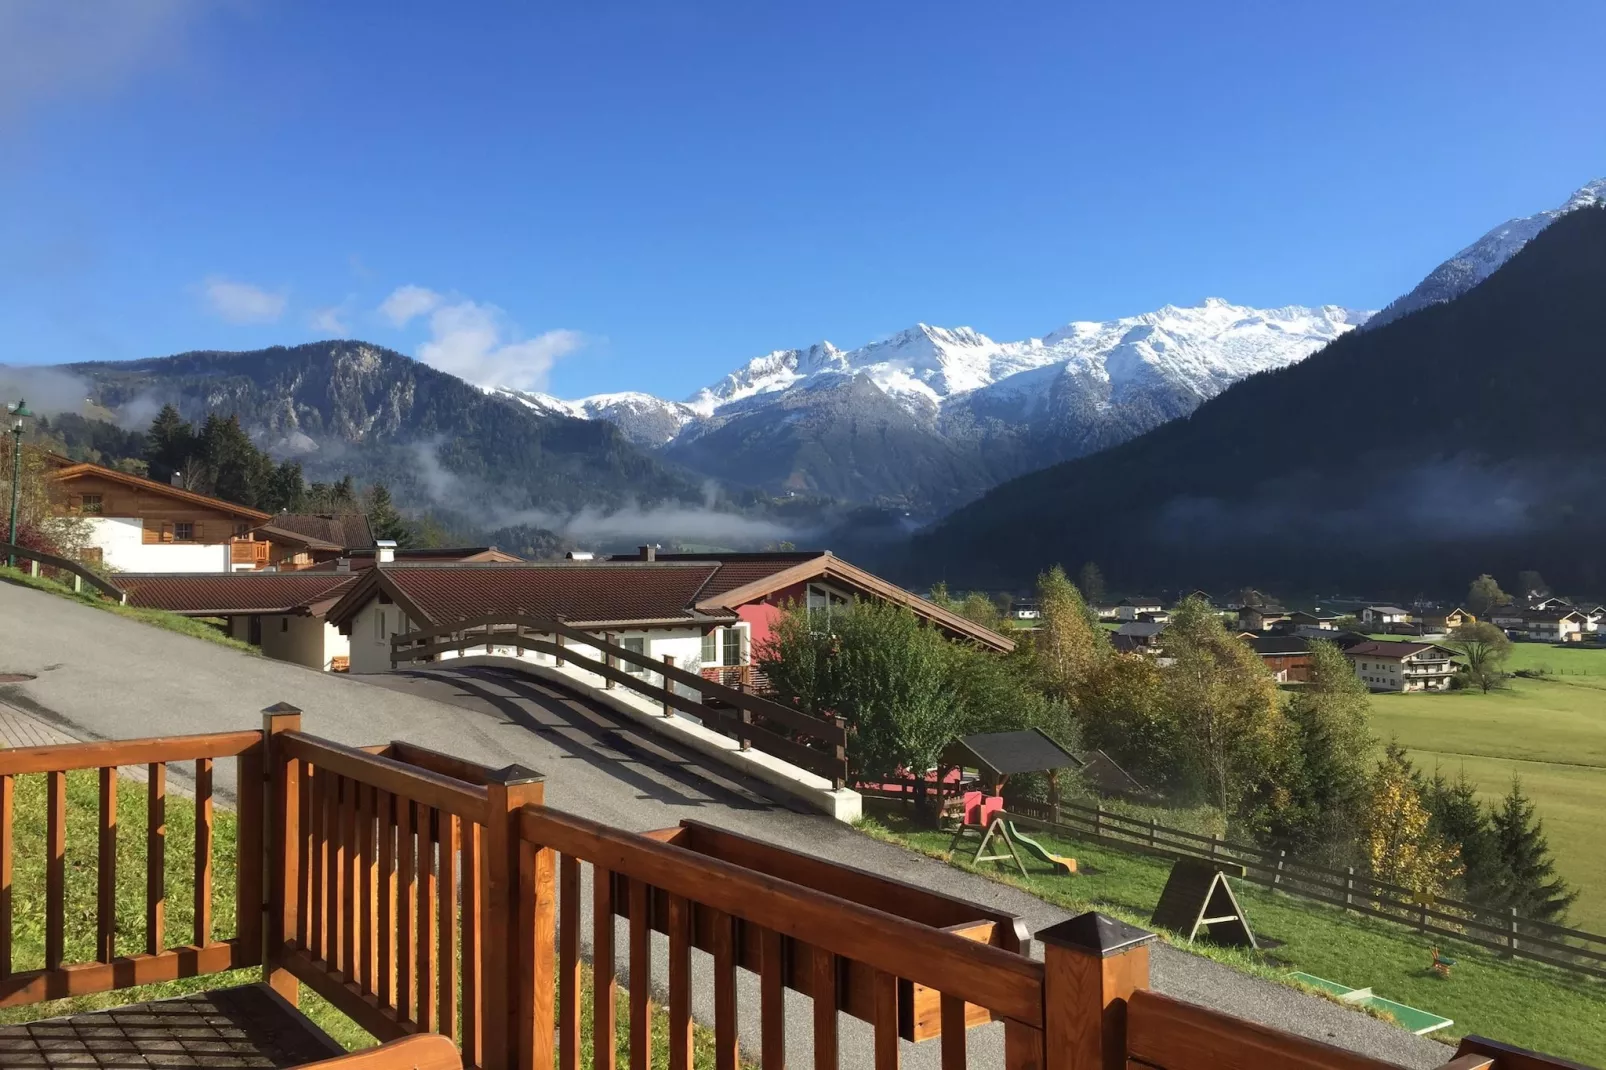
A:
266;461;307;513
1488;777;1576;923
144;404;196;486
1076;562;1106;606
365;482;409;545
1425;769;1503;904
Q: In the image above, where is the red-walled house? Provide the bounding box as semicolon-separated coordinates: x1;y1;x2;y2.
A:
325;548;1013;678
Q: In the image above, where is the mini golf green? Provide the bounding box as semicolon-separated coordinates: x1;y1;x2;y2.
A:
1288;972;1453;1035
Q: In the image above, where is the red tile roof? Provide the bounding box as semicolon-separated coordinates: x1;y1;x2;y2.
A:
1342;640;1448;659
373;562;731;627
121;573;360;616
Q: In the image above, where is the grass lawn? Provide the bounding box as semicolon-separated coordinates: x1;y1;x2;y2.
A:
0;565;257;655
0;767;743;1067
1371;653;1606;932
861;809;1606;1066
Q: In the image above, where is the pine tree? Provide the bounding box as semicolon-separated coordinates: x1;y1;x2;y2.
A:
266;461;307;513
1267;639;1374;855
144;404;195;485
366;482;410;545
1076;562;1106;605
1425;769;1502;903
1488;776;1576;923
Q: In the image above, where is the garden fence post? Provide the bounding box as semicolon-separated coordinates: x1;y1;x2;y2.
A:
1418;900;1428;933
1345;867;1355;911
1094;805;1103;839
1209;834;1220;861
72;573;82;594
1274;850;1285;889
1038;912;1157;1070
1507;907;1519;957
1147;818;1157;849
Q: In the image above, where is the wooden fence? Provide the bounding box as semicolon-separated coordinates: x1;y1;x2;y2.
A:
1002;797;1606;980
391;615;848;788
0;710;1589;1070
0;540;125;602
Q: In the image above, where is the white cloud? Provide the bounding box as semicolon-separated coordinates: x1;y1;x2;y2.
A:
0;0;199;119
378;284;442;327
310;304;351;336
418;300;585;391
203;277;287;324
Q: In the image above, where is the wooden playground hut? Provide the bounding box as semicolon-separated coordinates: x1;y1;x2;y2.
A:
942;728;1080;798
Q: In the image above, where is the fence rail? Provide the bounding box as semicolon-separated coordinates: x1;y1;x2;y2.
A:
0;540;125;602
391;615;849;788
998;797;1606;980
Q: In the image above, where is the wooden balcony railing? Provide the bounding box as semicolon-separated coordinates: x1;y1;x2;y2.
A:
0;707;1589;1070
231;539;272;567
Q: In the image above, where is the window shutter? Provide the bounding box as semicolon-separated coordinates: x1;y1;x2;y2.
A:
142;525;158;545
193;522;205;541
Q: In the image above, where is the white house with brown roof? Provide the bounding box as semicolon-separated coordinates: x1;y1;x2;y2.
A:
1343;640;1458;692
48;459;274;572
118;572;358;670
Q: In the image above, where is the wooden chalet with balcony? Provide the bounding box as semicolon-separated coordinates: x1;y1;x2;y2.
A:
0;707;1576;1070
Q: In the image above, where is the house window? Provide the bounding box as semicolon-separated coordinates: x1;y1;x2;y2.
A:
174;521;194;542
701;626;749;667
80;494;103;515
375;609;387;641
234;523;251;538
281;618;290;633
621;636;648;676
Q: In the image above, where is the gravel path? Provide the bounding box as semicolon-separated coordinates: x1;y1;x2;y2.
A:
0;582;1453;1068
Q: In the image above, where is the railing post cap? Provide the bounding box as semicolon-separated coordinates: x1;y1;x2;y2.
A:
485;762;545;786
1036;911;1157;958
261;702;304;716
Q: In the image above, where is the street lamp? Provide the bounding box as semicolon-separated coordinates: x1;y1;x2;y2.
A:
7;399;34;569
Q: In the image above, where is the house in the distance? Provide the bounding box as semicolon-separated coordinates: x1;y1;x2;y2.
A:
249;513;376;570
1415;606;1475;636
1359;605;1412;627
1525;607;1587;643
1237;604;1290;632
47;458;274;572
1343;640;1458;692
326;549;1014;678
1115;596;1164;621
118;571;359;670
300;545;523;571
1286;609;1342;632
1112;621;1166;655
1243;635;1312;683
1009;598;1041;621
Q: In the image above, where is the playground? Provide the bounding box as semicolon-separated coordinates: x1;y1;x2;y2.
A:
861;806;1606;1066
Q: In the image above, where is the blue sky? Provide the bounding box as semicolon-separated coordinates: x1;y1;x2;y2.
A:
2;0;1602;401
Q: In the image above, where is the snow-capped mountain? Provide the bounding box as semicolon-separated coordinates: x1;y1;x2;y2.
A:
496;299;1368;511
1370;178;1606;328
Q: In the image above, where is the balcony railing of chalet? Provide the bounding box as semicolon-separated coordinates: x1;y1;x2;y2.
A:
230;538;272;567
391;616;847;789
0;708;1587;1070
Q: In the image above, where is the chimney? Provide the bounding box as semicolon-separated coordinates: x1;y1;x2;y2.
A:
375;539;397;564
335;557;350;573
639;544;655;562
566;550;595;561
170;472;183;487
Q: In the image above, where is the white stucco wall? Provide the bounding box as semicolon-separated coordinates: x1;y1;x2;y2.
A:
348;600;418;674
258;614;350;671
85;517;231;573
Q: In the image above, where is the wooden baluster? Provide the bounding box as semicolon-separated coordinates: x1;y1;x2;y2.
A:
331;777;349;976
811;948;837;1070
712;909;739;1070
594;867;618;1070
97;767;118;962
438;811;458;1040
873;970;899;1070
378;791;395;1013
628;879;651;1070
462;821;483;1068
355;783;373;995
760;927;785;1070
146;763;166;956
939;995;965;1070
666;893;693;1070
525;832;557;1070
1004;1022;1045;1070
194;757;213;947
297;761;313;956
1036;911;1156;1070
561;856;583;1070
0;774;11;978
264;706;302;1004
397;797;416;1025
238;716;268;972
310;767;326;962
418;807;438;1032
46;770;66;969
343;777;360;980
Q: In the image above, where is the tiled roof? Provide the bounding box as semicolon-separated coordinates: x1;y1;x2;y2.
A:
379;562;730;627
1343;640;1441;659
120;573;359;615
1248;636;1309;656
256;513;375;550
695;556;824;603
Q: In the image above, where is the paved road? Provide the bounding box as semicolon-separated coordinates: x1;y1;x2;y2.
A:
0;582;1453;1068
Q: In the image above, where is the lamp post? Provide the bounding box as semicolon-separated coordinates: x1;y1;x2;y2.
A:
7;399;33;569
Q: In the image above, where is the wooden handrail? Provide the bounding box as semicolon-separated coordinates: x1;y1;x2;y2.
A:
1125;988;1405;1070
277;731;490;821
0;730;261;776
517;802;1046;1027
0;540;125;601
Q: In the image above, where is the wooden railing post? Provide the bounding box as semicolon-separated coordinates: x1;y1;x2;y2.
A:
260;702;303;1003
1037;912;1157;1070
554;633;565;668
605;632;617;689
484;763;547;1070
661;654;676;715
833;715;847;791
